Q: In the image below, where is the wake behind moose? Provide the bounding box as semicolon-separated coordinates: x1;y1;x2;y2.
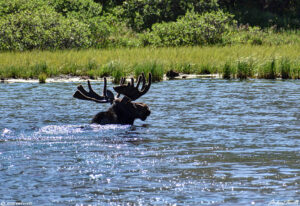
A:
73;73;152;125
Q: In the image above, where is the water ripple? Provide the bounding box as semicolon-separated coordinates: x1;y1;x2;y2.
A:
0;79;300;205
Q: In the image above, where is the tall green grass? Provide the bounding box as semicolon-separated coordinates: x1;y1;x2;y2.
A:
280;58;291;79
1;45;300;80
133;62;164;82
38;73;47;83
237;59;254;79
258;59;276;79
291;63;300;79
222;62;232;79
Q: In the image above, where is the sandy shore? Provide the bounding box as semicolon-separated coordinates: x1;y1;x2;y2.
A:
1;74;221;83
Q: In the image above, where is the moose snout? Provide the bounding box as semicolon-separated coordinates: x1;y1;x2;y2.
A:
146;109;151;116
141;108;151;121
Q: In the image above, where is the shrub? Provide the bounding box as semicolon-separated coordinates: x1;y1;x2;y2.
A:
0;0;113;50
88;17;112;47
0;8;92;50
122;0;219;31
48;0;112;47
49;0;102;19
142;10;235;47
226;25;267;45
0;0;48;16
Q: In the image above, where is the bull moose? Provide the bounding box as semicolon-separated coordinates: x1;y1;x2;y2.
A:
73;73;152;125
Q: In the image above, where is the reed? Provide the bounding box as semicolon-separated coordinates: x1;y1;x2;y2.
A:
198;64;215;74
258;59;277;79
134;62;164;82
291;64;300;79
38;73;47;83
103;61;127;84
1;45;300;80
222;62;232;79
178;63;195;74
3;66;21;79
280;58;291;79
237;59;253;80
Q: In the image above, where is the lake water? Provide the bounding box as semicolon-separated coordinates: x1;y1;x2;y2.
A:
0;79;299;205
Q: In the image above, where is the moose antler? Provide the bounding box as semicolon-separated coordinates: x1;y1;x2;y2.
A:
73;78;115;104
113;73;152;101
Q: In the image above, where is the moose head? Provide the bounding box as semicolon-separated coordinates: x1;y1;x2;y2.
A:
73;73;152;125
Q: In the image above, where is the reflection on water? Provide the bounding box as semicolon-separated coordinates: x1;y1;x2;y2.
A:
0;79;299;205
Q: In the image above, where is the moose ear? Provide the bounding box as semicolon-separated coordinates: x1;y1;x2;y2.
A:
121;96;132;104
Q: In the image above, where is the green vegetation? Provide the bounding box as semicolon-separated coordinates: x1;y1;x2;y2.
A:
134;62;164;82
218;0;300;28
222;62;231;79
258;59;276;79
0;0;300;80
1;45;300;81
280;58;291;79
0;0;99;50
141;10;234;47
0;0;300;51
38;73;47;83
237;60;253;80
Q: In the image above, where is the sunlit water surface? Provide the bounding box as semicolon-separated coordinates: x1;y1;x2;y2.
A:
0;79;299;205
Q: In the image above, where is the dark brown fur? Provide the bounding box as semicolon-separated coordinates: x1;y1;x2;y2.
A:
91;98;150;125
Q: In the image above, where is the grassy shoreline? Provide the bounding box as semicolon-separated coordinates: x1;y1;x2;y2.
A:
1;45;300;82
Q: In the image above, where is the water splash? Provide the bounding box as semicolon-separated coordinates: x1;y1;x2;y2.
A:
0;124;132;142
36;124;130;135
90;124;131;132
1;128;13;137
36;125;86;135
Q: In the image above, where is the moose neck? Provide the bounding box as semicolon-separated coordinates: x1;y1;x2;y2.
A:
111;100;136;125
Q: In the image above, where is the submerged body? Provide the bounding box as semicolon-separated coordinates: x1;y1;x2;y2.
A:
92;99;151;125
